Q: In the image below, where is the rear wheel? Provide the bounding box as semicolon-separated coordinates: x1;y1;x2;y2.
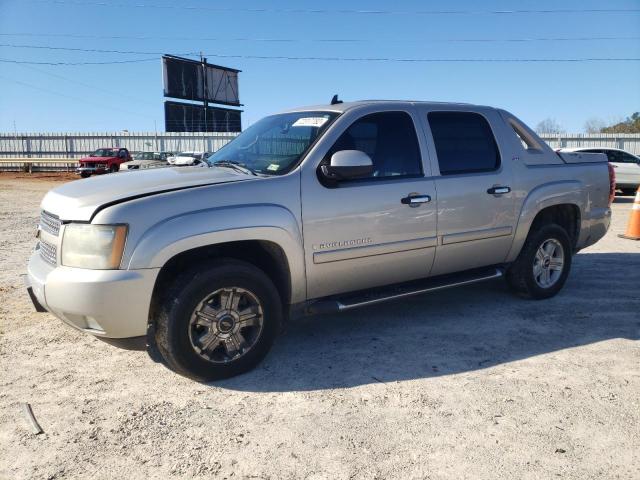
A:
506;223;572;299
154;259;282;381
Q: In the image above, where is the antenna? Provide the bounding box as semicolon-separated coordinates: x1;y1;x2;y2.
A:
330;94;343;105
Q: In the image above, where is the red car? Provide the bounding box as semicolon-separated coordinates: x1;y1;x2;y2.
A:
77;148;131;178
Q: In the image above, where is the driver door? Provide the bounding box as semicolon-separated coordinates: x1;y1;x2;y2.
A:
300;109;438;299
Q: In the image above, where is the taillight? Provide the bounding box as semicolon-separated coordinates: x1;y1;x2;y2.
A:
608;162;616;206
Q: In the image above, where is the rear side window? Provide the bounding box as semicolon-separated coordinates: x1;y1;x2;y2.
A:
428;111;500;175
326;111;422;179
621;152;640;164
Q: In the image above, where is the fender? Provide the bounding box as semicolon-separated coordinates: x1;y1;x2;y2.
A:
505;180;585;263
126;204;306;303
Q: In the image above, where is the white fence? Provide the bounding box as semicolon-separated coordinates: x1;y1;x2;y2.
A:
0;132;238;159
0;131;638;159
539;133;640;155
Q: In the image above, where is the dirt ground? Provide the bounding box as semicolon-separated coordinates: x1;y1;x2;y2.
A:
0;173;638;480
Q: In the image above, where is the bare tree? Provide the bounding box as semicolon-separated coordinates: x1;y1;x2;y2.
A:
583;118;605;133
535;118;564;134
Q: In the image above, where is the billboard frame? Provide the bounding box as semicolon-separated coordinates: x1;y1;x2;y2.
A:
162;54;243;107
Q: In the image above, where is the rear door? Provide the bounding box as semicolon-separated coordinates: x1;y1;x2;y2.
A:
422;109;516;276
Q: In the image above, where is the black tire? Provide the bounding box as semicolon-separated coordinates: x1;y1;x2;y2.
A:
506;223;572;300
110;164;119;173
621;188;637;196
154;259;282;381
80;171;90;178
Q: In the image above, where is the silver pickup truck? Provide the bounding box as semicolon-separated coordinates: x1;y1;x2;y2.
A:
27;100;613;381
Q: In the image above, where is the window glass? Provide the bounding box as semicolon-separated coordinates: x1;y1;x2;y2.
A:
208;111;338;175
621;152;640;164
326;111;422;178
428;112;500;175
604;150;623;163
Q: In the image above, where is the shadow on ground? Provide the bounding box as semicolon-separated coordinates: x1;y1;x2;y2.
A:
216;252;640;392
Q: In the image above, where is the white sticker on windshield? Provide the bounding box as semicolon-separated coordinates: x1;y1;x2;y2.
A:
292;117;329;128
267;163;280;171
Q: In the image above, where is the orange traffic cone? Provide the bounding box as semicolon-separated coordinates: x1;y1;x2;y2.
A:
619;187;640;240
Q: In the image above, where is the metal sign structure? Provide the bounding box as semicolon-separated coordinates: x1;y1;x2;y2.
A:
162;54;242;132
164;101;242;133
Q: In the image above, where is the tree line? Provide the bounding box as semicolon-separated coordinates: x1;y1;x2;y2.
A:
536;112;640;134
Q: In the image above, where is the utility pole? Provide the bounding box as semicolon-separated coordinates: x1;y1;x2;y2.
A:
200;51;208;133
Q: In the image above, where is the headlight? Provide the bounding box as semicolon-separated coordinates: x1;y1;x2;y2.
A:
61;224;128;269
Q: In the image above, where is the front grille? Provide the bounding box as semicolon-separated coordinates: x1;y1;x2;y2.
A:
39;240;57;266
40;210;61;236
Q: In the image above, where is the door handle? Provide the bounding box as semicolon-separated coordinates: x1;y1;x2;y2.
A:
487;186;511;195
401;194;431;206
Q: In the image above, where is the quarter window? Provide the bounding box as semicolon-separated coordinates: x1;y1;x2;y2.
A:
326;111;422;179
428;111;501;175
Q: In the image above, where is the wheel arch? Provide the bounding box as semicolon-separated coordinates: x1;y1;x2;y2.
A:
149;239;293;327
506;181;584;263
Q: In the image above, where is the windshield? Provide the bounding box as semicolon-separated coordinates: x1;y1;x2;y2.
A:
134;152;155;160
207;111;338;175
177;153;200;158
91;148;118;157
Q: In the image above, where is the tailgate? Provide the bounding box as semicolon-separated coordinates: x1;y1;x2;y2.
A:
558;152;607;164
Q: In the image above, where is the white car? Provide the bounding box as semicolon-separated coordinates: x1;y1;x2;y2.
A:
558;147;640;195
120;152;171;171
168;151;211;166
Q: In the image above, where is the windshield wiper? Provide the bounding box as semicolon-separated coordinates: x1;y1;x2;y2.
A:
211;160;258;176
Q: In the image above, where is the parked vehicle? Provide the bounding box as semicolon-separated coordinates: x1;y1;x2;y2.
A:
558;147;640;195
77;148;131;178
120;152;171;171
27;100;612;381
168;151;211;166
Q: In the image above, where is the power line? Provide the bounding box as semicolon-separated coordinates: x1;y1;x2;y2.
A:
184;54;640;64
25;1;640;15
0;74;153;118
1;33;639;44
1;53;639;66
0;43;197;56
0;57;158;65
14;62;158;107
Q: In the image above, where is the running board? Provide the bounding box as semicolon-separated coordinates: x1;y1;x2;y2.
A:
306;267;503;315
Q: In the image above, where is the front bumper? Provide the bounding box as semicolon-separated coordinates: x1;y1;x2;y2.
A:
76;165;108;174
27;250;160;338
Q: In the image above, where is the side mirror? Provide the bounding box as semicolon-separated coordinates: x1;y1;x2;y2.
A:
321;150;373;180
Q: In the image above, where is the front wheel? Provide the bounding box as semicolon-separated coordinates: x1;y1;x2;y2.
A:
506;223;572;299
154;259;282;381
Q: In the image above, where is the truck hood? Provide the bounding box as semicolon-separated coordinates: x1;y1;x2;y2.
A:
79;156;118;163
41;166;251;221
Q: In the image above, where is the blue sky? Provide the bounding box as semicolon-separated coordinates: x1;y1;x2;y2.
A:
0;0;639;133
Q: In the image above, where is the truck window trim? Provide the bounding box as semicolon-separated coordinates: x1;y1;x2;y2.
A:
507;118;544;153
427;110;502;176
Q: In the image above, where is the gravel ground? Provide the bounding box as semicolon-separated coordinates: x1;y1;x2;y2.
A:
0;173;638;480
